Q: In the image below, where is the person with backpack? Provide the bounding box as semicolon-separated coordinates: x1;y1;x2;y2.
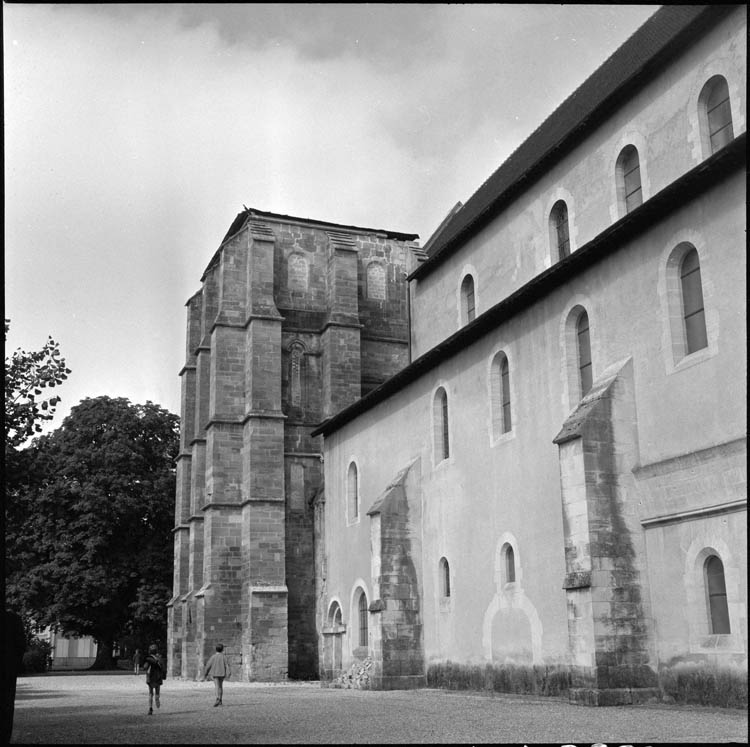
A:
143;644;164;715
203;643;231;707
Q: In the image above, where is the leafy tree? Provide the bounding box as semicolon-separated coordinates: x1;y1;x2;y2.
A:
4;319;71;450
5;396;179;669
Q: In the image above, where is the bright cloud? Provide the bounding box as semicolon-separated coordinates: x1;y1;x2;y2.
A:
4;3;657;435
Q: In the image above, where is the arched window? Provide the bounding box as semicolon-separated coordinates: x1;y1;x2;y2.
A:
289;342;305;408
701;76;734;155
549;200;570;260
460;275;476;324
288;253;309;292
347;462;359;521
366;263;386;300
490;352;512;439
576;311;593;397
357;591;368;647
704;555;730;634
616;145;642;215
680;248;708;354
504;544;516;584
433;387;450;462
439;557;451;598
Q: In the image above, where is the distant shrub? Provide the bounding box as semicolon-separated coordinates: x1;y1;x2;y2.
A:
22;638;52;674
659;662;747;709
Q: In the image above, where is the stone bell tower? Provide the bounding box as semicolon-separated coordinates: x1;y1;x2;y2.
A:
168;208;422;680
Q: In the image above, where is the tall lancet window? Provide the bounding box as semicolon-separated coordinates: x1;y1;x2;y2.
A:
289;342;305;408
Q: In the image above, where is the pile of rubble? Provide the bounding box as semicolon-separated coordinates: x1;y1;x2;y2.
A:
333;657;373;689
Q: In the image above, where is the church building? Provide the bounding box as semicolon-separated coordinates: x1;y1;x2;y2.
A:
167;208;424;680
170;5;746;704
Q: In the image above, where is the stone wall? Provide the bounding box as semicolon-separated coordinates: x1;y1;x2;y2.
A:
170;210;420;681
554;358;659;706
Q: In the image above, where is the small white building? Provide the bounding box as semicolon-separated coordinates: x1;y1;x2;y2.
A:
39;628;98;670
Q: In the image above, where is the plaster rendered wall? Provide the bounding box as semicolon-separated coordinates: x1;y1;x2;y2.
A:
642;483;747;666
322;170;746;672
410;7;747;358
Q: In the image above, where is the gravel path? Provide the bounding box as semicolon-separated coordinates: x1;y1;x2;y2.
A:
11;673;748;744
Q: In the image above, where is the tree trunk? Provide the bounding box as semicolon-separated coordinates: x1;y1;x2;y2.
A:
90;639;116;670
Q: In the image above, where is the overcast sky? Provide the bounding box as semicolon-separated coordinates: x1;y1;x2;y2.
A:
4;3;657;436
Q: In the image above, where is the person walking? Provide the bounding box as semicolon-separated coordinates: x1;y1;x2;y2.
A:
133;648;141;675
143;644;164;715
203;643;231;707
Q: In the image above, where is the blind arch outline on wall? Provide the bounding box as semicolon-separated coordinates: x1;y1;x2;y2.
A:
366;261;386;300
287;252;309;293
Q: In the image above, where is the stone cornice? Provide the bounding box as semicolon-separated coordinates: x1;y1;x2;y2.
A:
240;496;285;507
641;499;746;528
201;502;243;511
242;410;287;425
632;436;746;478
245;312;285;324
321;319;364;333
206;417;244;429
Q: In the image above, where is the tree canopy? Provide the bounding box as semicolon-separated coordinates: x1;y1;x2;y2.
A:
5;396;179;668
4;318;71;451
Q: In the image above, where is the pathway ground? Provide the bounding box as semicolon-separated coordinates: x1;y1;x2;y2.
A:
11;672;748;744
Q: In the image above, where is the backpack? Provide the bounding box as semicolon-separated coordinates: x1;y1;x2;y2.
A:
147;654;164;682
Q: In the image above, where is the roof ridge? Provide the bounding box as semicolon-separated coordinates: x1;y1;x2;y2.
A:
414;4;732;278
